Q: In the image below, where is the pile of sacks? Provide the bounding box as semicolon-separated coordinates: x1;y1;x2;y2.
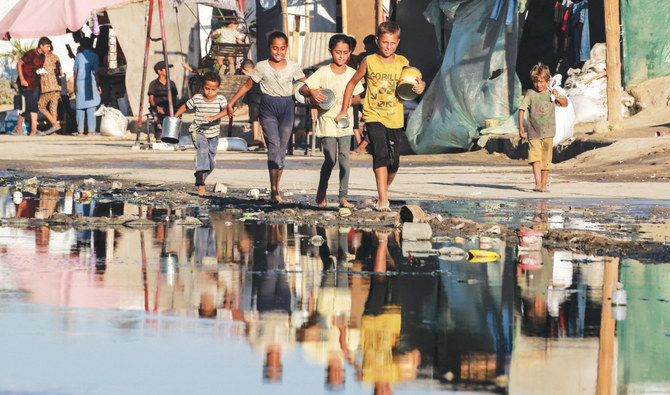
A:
564;43;635;124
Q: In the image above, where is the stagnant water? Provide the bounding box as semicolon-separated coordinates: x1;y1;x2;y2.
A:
0;187;668;394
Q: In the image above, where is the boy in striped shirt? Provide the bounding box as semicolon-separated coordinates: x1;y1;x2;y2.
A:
175;72;228;196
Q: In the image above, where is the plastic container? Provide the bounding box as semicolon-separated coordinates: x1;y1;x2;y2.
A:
293;81;307;104
401;222;432;241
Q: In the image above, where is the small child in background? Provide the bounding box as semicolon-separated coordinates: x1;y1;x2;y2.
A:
239;59;265;149
148;61;178;139
300;34;364;208
518;63;568;193
207;21;247;74
182;55;220;93
174;72;228;196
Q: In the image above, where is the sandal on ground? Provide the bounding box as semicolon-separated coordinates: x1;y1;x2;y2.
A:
44;125;61;135
532;187;543;192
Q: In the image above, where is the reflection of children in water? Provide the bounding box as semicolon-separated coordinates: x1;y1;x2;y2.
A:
198;291;217;318
253;224;290;313
532;202;550;231
359;231;421;391
34;188;59;247
194;227;217;266
297;226;356;391
247;224;293;384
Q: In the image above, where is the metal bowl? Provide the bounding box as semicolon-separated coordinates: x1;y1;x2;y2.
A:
293;82;307;104
319;89;335;110
336;117;350;128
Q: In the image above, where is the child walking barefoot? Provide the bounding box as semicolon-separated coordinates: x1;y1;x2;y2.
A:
174;72;228;196
335;22;425;212
214;32;306;204
518;63;567;192
299;34;364;208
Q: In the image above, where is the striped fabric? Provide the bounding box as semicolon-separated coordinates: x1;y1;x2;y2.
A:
186;94;228;138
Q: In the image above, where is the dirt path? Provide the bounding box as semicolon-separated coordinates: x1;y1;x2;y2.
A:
1;133;668;200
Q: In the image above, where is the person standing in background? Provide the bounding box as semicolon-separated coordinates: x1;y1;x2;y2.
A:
12;36;50;136
73;37;101;136
39;43;63;135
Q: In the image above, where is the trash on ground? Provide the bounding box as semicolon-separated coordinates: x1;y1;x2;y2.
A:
401;222;433;241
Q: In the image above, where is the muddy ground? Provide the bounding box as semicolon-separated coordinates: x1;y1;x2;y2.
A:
2;77;670;261
1;171;668;263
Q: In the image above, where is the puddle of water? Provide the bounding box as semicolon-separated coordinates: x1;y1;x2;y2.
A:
418;198;670;243
0;188;669;393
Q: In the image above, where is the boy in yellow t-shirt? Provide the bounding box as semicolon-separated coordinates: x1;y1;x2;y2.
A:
336;22;425;212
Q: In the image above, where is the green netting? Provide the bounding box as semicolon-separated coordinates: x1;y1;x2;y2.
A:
621;0;670;86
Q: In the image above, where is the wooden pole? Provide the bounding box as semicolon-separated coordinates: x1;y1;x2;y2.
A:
341;0;348;34
596;257;619;395
604;0;623;130
157;0;173;117
281;0;289;39
292;15;300;62
135;0;155;146
375;0;382;27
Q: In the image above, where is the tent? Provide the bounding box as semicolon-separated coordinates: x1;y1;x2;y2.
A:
0;0;136;39
405;0;523;154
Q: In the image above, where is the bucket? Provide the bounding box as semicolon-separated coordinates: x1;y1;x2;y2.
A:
396;67;422;101
161;116;181;144
394;204;425;227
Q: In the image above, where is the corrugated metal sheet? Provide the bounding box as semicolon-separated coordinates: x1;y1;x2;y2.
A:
300;32;335;71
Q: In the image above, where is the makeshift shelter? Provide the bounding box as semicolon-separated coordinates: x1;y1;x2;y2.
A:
403;0;637;154
106;1;200;118
405;0;523;154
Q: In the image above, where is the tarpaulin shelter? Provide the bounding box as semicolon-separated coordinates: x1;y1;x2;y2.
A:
405;0;523;154
0;0;137;39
